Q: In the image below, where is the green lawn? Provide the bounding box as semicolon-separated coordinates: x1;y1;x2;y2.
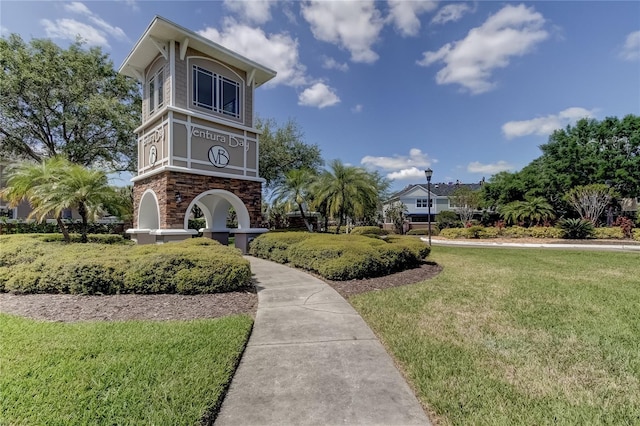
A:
0;314;252;425
351;246;640;425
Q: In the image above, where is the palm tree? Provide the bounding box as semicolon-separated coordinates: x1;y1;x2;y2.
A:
2;156;71;242
271;168;315;232
313;160;379;233
2;157;120;242
499;196;555;227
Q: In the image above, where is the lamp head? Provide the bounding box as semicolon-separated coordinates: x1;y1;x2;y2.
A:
424;168;433;182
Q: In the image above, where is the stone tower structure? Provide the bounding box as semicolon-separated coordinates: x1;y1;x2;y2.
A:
119;16;276;251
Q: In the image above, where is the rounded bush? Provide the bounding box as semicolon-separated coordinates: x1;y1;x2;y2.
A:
350;226;388;236
1;236;250;295
250;232;429;280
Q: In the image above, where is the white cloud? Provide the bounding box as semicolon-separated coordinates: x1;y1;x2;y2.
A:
301;0;384;63
431;3;471;25
1;25;9;36
502;107;595;139
41;18;109;47
322;56;349;72
298;82;341;108
467;161;514;174
361;148;435;180
351;104;363;113
64;2;128;41
620;30;640;61
223;0;273;25
199;19;308;87
387;0;437;37
387;167;428;180
417;4;548;94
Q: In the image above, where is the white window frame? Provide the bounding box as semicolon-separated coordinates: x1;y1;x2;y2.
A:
192;65;241;119
416;198;432;208
148;67;164;114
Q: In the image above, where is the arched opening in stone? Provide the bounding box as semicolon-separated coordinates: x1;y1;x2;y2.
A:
184;189;251;245
138;189;160;230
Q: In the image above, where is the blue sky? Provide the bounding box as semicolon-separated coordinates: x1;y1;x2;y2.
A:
2;0;639;191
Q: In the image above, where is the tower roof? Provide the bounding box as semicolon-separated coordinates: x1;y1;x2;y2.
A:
119;16;276;87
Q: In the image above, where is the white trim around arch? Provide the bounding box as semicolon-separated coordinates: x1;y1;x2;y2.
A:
183;189;251;231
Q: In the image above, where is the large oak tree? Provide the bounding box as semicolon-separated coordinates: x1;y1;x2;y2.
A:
0;35;140;171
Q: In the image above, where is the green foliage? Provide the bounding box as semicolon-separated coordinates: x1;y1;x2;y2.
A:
564;184;618;224
634;229;640;241
249;232;430;280
499;196;555;226
1;314;252;425
528;226;564;239
248;232;312;263
466;225;485;239
560;218;595;239
613;216;635;239
313;159;383;233
1;236;250;294
483;116;640;215
350;226;388;236
384;202;408;234
2;157;123;242
448;187;483;223
256;117;323;189
593;227;625;240
439;228;468;239
0;220;125;236
407;227;440;236
437;211;462;229
0;35;140;171
272;168;316;232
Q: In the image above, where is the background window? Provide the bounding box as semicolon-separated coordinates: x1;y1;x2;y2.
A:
417;199;432;208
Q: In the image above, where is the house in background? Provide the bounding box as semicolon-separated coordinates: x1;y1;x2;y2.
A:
382;181;483;231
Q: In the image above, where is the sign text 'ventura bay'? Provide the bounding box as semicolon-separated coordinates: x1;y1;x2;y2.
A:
191;127;249;152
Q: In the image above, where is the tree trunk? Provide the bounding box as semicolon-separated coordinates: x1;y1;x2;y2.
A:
56;213;70;243
79;202;88;243
297;202;313;232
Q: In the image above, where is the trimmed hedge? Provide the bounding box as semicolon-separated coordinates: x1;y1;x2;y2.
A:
634;229;640;241
0;235;250;295
593;227;625;239
349;226;389;236
407;226;440;236
249;232;430;280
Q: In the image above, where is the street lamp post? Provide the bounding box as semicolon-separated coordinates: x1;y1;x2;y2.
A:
425;168;433;246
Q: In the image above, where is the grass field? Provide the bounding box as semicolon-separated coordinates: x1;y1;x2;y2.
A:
0;314;252;425
351;246;640;425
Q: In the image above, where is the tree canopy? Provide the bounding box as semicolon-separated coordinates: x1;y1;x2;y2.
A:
484;115;640;217
0;34;140;171
257;117;323;189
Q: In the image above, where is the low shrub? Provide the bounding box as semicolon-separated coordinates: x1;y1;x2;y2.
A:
634;229;640;241
248;232;311;263
593;227;625;240
528;226;563;239
437;211;462;229
440;228;468;239
249;232;430;280
37;233;130;244
560;218;595;239
350;226;389;236
2;236;250;295
502;226;531;238
407;227;440;236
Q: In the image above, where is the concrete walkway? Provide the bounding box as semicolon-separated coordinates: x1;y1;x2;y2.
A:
215;256;430;426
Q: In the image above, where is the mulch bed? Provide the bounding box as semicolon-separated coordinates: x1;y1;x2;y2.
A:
0;262;442;323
